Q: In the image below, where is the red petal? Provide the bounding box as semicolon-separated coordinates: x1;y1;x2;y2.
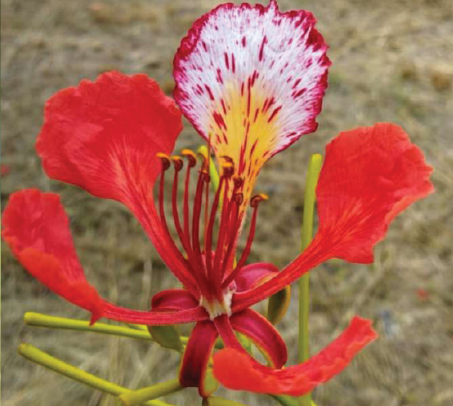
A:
174;1;330;203
213;316;377;396
234;262;279;292
2;189;105;321
233;123;433;310
179;321;218;397
36;71;197;292
151;288;199;312
230;309;287;368
2;189;208;325
316;123;434;263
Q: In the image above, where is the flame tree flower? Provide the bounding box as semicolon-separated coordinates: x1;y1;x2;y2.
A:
2;0;433;401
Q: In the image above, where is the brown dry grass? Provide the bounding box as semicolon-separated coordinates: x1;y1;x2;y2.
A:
1;0;452;405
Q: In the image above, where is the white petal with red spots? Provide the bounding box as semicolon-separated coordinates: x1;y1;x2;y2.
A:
174;0;330;199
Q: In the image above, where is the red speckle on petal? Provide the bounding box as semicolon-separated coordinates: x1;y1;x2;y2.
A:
268;106;282;123
259;36;267;62
253;108;259;123
221;99;227;115
293;88;307;98
216;68;224;84
213;111;227;131
205;85;215;101
224;52;230;70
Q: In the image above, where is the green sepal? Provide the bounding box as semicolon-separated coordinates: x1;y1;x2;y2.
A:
266;284;291;325
147;325;183;352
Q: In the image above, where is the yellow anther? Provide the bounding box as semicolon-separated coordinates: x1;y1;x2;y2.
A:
156;153;171;170
251;193;269;207
181;149;197;167
221;162;234;177
171;155;184;171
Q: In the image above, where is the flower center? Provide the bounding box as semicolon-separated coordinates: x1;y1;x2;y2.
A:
156;149;267;308
200;289;234;319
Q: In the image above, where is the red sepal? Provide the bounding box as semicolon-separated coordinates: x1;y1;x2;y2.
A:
230;309;287;368
179;321;218;397
213;316;377;396
2;189;208;325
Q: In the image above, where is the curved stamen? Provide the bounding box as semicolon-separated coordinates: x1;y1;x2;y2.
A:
171;156;191;255
215;176;244;279
213;179;235;281
222;193;268;289
219;192;243;281
180;150;213;297
156;153;199;294
181;150;197;253
205;175;225;276
157;153;172;226
192;152;210;267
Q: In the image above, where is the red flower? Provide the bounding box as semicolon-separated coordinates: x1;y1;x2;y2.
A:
2;0;433;398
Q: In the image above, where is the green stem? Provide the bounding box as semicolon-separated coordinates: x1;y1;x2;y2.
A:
298;154;323;406
18;344;173;406
118;379;182;406
23;312;189;348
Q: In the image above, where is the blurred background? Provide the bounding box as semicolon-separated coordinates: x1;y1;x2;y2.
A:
1;0;452;405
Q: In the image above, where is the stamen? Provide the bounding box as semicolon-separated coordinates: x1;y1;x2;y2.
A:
205;161;233;287
219;192;242;280
171;155;184;171
222;193;268;289
156;153;171;171
181;150;197;251
213;177;243;283
213;177;234;279
155;153;199;294
181;149;197;168
205;176;225;276
157;153;171;224
192;167;210;267
170;155;191;255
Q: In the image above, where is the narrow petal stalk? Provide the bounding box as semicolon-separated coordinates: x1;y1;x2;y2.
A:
18;344;173;406
299;154;322;406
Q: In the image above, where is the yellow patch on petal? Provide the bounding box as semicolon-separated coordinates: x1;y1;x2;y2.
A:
207;79;282;202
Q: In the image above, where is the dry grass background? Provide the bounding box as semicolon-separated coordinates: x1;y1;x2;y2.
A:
1;0;452;405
